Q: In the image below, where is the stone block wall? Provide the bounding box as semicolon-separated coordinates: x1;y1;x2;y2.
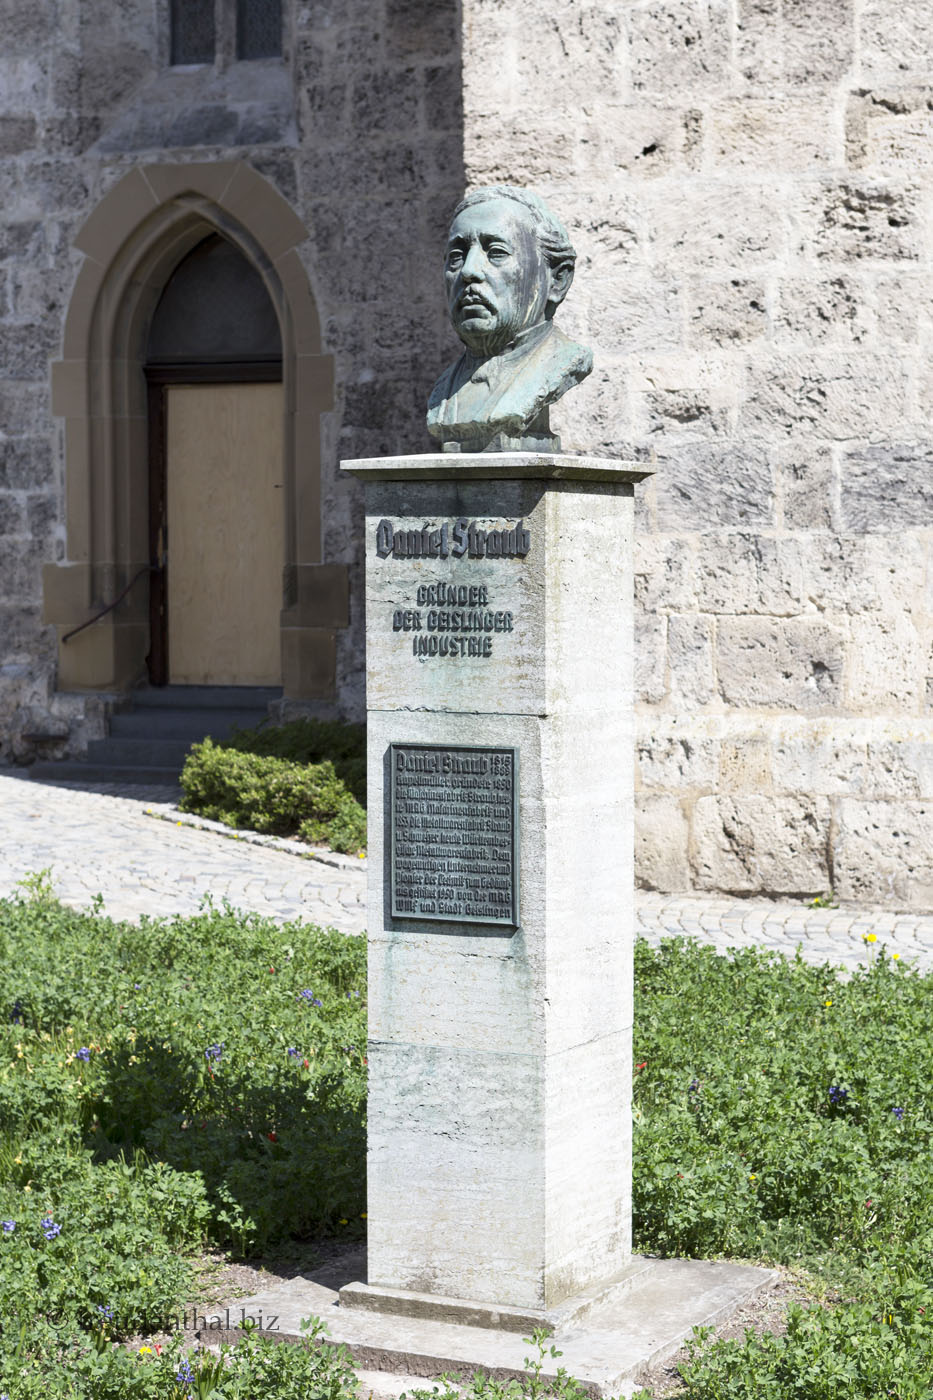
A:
0;0;463;758
1;0;931;908
460;0;933;908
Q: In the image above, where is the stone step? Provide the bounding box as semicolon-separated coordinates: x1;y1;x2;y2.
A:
129;684;282;710
29;760;181;786
86;737;195;767
109;707;268;741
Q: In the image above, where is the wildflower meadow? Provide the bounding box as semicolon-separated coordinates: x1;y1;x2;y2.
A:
0;875;931;1397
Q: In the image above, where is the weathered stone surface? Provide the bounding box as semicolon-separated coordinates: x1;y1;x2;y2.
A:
846;614;927;712
695;533;804;616
779;445;835;531
635;793;691;891
834;799;933;908
718;733;773;793
860;4;933;85
743;354;910;440
685;278;768;347
645;181;786;269
692;794;831;895
839;444;933;532
773;276;871;345
667;614;715;707
782;0;855;86
716;617;844;710
637;726;719;791
653;443;774;529
804;181;922;263
629;1;731;96
706;98;835;170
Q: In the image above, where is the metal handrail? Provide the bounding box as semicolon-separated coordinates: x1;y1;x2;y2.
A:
61;564;160;645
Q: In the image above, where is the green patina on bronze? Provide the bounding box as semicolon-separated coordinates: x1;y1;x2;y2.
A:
427;186;593;453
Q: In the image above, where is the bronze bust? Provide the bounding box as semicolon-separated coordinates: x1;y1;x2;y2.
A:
427;186;593;453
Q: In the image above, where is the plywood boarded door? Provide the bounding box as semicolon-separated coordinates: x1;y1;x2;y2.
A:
165;382;284;685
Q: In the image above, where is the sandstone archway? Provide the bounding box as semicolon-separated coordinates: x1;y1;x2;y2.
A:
46;161;344;700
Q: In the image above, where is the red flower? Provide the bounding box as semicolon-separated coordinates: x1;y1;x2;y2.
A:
635;1061;648;1071
302;1059;309;1069
267;1131;277;1143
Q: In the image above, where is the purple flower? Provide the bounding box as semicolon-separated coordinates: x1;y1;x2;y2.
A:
1;1221;14;1233
10;1000;22;1024
204;1042;224;1062
97;1304;114;1320
891;1105;905;1120
828;1085;848;1105
176;1359;195;1386
76;1047;90;1062
287;1047;299;1058
43;1221;61;1240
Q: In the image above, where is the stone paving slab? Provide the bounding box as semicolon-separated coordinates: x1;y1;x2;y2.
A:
2;772;932;971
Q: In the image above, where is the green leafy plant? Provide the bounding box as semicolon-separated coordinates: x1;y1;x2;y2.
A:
179;738;366;853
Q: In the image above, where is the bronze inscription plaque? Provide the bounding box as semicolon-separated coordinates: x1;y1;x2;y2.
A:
390;743;519;926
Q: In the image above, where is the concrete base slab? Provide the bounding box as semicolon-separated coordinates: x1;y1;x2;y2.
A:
338;1257;658;1333
211;1251;780;1396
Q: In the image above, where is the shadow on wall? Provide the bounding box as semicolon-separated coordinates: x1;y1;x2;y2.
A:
314;0;467;460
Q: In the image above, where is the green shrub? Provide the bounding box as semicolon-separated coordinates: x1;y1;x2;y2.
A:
180;739;366;853
221;716;365;804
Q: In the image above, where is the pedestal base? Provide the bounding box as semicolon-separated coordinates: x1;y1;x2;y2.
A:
216;1251;779;1398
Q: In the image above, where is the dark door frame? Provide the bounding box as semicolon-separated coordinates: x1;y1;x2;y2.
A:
144;359;283;686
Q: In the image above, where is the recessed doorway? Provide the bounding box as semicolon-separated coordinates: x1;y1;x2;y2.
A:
145;233;284;686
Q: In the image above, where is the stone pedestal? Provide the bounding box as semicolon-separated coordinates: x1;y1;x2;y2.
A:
341;452;652;1314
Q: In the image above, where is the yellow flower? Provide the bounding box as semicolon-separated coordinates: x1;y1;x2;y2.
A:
748;1174;757;1181
893;953;900;961
360;1213;368;1219
824;999;832;1007
863;933;878;944
139;1345;153;1355
339;1218;349;1225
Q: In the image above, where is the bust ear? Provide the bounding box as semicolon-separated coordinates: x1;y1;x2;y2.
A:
546;258;574;312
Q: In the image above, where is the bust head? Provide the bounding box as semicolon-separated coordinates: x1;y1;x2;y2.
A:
444;186;577;358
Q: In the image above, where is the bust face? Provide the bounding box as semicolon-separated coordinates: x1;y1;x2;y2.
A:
445;197;551;357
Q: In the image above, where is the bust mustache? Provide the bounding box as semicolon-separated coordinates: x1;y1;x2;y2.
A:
427;186;593;453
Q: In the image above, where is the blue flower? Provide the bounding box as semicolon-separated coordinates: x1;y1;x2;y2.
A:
828;1085;848;1104
204;1042;224;1062
9;1000;22;1024
76;1047;90;1062
891;1105;905;1119
176;1359;195;1385
43;1221;61;1240
1;1221;14;1233
97;1303;114;1319
287;1047;299;1058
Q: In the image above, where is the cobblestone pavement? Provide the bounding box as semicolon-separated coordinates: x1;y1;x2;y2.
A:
0;773;366;933
3;772;932;972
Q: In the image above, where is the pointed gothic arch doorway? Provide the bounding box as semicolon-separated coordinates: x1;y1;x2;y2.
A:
46;162;345;703
145;233;284;686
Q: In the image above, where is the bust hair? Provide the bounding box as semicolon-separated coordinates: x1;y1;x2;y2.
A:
452;186;577;274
